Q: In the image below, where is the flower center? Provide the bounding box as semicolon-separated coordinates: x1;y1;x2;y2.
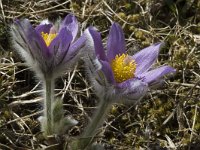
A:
41;32;57;46
111;53;136;83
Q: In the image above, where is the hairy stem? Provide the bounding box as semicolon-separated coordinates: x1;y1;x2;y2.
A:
84;99;110;137
76;96;111;149
43;77;54;136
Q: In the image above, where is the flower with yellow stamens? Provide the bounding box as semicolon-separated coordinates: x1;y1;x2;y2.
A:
86;23;176;102
11;14;87;136
11;14;86;78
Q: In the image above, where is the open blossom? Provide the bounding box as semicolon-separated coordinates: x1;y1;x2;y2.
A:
11;14;86;79
86;23;176;102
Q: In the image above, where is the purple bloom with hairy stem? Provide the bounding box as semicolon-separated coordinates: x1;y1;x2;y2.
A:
85;23;176;102
11;14;86;79
11;14;85;136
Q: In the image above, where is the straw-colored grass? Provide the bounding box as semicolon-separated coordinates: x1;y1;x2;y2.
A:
0;0;200;149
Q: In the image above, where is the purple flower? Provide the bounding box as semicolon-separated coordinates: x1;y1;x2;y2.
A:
86;23;176;102
11;14;86;79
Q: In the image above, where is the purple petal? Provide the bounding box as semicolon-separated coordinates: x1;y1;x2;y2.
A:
63;33;86;62
60;14;78;41
141;66;176;85
117;78;148;101
107;23;126;61
100;60;115;84
49;27;73;65
14;19;50;59
35;24;52;34
88;27;107;61
133;43;163;75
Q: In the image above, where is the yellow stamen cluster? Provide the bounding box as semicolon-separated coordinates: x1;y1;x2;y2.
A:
41;32;57;46
111;53;136;83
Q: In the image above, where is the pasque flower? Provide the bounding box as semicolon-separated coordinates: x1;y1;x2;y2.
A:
11;14;85;136
11;14;85;79
70;23;176;149
86;23;176;102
